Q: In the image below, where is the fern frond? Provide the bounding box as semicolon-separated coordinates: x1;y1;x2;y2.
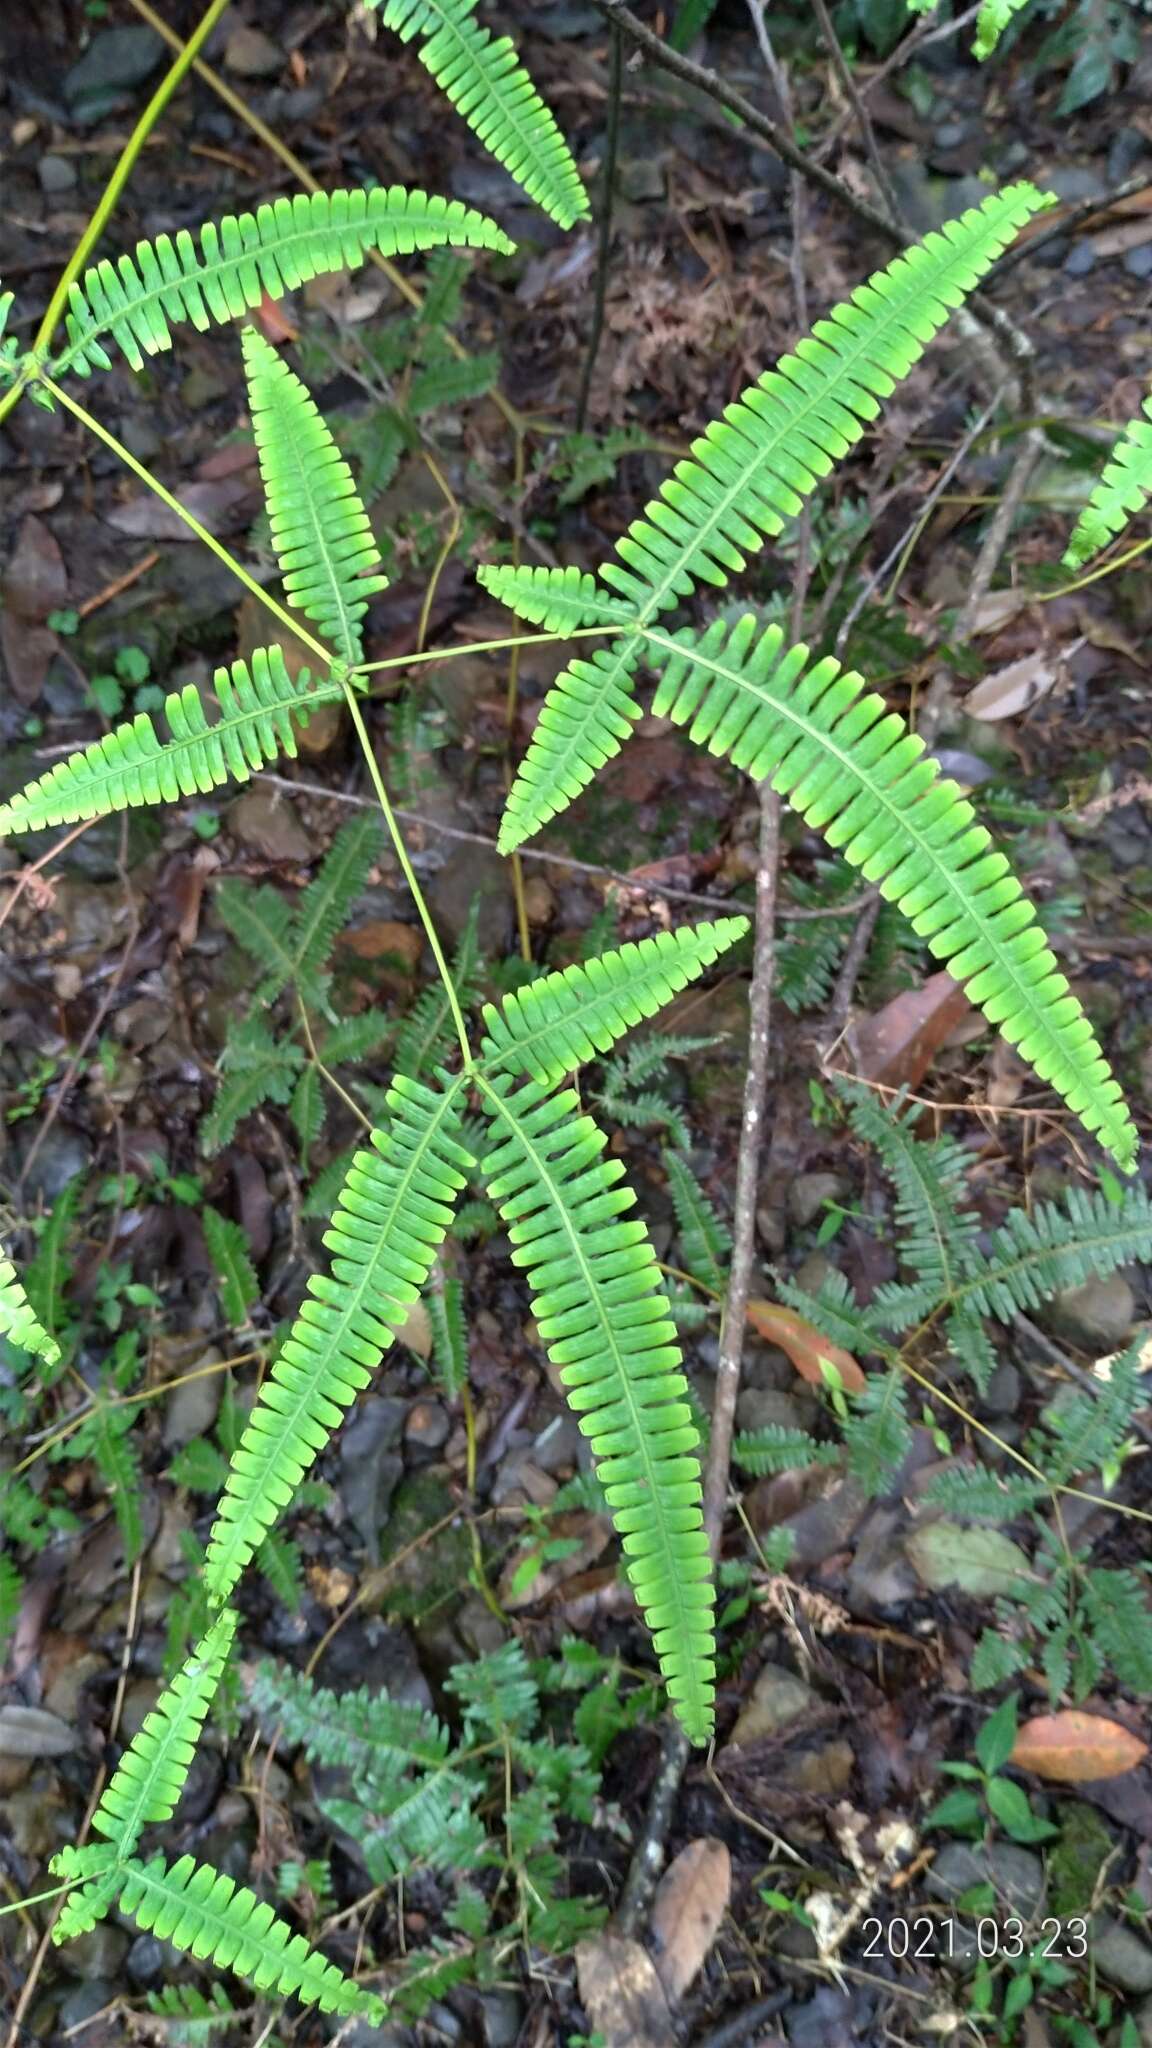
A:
642;616;1135;1167
91;1611;238;1854
952;1185;1152;1321
478;1075;714;1743
1063;396;1152;569
22;1183;78;1365
479;918;747;1084
203;1016;303;1151
663;1153;732;1294
87;1397;145;1563
837;1079;979;1293
115;1853;380;2017
251;1662;451;1787
486;184;1054;848
204;1075;472;1605
202;1210;260;1325
478;564;635;635
376;1;589;229
427;1266;468;1398
973;0;1030;59
394;902;483;1079
290;814;382;985
0;1255;61;1365
52;188;513;379
242;331;387;665
732;1426;837;1476
50;1845;122;1942
215;879;297;986
409;349;499;414
921;1465;1045;1518
0;650;338;837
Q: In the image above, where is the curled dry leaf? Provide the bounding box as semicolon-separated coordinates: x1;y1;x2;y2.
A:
648;1837;732;2004
1010;1711;1148;1784
746;1300;865;1394
965;639;1083;723
575;1933;672;2048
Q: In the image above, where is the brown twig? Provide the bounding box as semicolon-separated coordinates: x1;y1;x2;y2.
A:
993;169;1152;276
77;548;159;619
575;20;623;431
809;0;901;224
814;2;984;161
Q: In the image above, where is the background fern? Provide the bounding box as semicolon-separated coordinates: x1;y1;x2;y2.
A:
1064;393;1152;568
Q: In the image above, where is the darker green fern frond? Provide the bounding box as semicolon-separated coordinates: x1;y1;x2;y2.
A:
204;1075;472;1605
0;1256;61;1366
91;1611;237;1855
242;331;388;664
115;1854;380;2017
52;188;513;379
642;615;1135;1168
478;1075;714;1743
953;1185;1152;1321
480;918;748;1083
1064;395;1152;568
0;649;338;836
836;1079;980;1293
376;2;589;229
486;183;1054;849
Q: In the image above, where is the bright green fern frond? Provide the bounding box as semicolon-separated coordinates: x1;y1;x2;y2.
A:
92;1610;237;1855
954;1184;1152;1322
204;1075;472;1606
52;188;513;379
477;1074;714;1743
479;917;748;1083
0;649;338;837
115;1853;380;2018
642;615;1135;1168
0;1255;61;1366
490;184;1053;849
973;0;1030;60
478;563;635;635
242;330;387;664
50;1845;122;1942
1063;396;1152;569
376;1;589;229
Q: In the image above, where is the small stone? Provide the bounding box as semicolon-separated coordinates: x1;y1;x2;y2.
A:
341;919;422;967
778;1738;854;1796
728;1661;815;1746
38;154;76;193
223;24;284;76
926;1842;1044;1917
405;1399;450;1452
793;1251;834;1297
65;1924;129;1979
619;156;666;201
63;26;164;124
228;786;313;863
163;1350;222;1448
735;1387;809;1435
982;1358;1021;1417
59;1983;117;2031
523;876;555;924
0;1705;76;1758
1090;1916;1152;1994
788;1172;843;1229
1109;126;1148;182
1046;1272;1135;1354
1064;242;1097;277
1125;245;1152;281
480;1989;525;2048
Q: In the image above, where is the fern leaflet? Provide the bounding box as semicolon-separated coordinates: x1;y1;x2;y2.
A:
202;1211;259;1325
952;1185;1152;1321
639;616;1134;1167
837;1079;979;1294
1064;395;1152;569
115;1853;380;2017
0;649;339;837
243;330;387;665
52;188;513;379
204;1075;472;1605
92;1611;238;1853
480;917;747;1083
478;1074;714;1743
375;2;589;229
0;1255;61;1365
664;1152;732;1294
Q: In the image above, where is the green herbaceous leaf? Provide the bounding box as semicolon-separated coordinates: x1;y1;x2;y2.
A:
906;1522;1032;1600
975;1693;1019;1775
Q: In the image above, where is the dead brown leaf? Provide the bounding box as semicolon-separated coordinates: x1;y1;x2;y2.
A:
1010;1711;1148;1783
648;1838;731;2003
966;640;1083;722
575;1934;672;2048
745;1301;865;1394
1;513;67;703
853;971;974;1094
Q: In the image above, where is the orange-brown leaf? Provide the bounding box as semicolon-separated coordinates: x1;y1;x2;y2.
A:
1010;1711;1148;1783
746;1301;865;1393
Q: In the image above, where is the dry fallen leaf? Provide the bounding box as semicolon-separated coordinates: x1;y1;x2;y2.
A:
745;1301;865;1393
966;639;1083;722
648;1838;731;2004
1010;1711;1148;1784
575;1933;672;2048
853;971;974;1094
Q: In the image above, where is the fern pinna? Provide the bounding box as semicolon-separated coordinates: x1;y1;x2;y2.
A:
373;1;589;229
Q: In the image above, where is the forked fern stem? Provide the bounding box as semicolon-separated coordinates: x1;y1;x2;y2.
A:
41;380;336;669
340;681;473;1068
0;0;229;428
